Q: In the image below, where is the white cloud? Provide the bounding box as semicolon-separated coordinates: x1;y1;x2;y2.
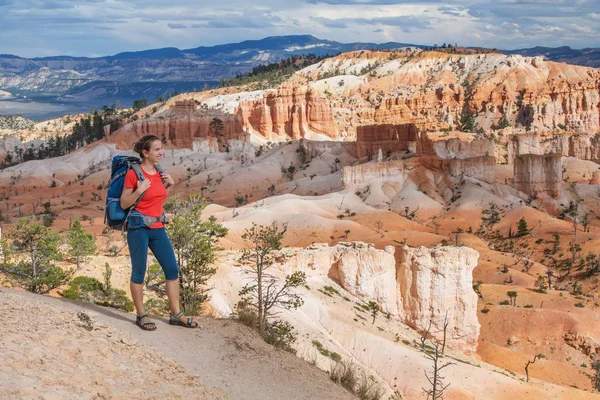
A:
0;0;598;57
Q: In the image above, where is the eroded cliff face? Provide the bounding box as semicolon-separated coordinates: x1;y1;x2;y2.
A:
569;133;600;162
111;113;246;149
298;52;600;134
286;242;480;353
236;85;338;140
507;133;600;162
397;246;480;353
354;124;418;158
513;153;562;198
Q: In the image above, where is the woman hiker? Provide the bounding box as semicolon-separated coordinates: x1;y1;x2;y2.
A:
120;134;198;331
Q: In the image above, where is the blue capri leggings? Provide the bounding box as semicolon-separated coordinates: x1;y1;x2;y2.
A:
127;227;179;284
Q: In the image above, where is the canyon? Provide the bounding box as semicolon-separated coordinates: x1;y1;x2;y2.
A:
1;49;600;399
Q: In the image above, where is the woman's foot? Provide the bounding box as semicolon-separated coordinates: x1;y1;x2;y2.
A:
169;312;198;328
136;312;157;331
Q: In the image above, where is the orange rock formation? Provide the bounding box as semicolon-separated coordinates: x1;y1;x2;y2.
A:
236;85;338;140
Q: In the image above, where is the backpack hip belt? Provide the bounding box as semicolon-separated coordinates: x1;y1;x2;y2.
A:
128;211;169;229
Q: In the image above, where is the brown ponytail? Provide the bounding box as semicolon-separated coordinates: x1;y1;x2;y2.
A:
133;135;160;159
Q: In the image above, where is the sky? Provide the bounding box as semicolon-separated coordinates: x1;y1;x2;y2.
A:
0;0;598;58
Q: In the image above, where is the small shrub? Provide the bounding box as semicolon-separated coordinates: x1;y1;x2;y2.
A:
481;306;491;314
234;298;259;329
264;320;297;353
356;374;385;400
499;300;510;305
524;304;533;308
62;276;133;312
330;361;359;392
575;302;585;308
143;298;170;316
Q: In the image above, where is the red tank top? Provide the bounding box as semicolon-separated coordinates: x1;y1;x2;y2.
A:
124;167;167;229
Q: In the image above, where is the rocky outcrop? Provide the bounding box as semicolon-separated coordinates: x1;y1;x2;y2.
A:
419;135;495;159
112;113;246;149
341;154;495;187
508;133;600;164
564;332;600;360
228;139;255;164
286;242;480;353
341;160;410;187
236;84;338;140
569;133;600;162
513;153;562;198
354;124;418;159
397;246;480;353
302;52;600;134
436;156;496;184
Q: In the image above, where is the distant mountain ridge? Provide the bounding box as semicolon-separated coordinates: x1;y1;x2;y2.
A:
505;46;600;68
0;35;598;107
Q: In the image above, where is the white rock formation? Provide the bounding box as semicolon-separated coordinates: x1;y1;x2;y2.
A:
396;246;481;353
285;242;481;353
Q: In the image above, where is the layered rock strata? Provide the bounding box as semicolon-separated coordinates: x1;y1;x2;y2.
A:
354;123;418;159
236;85;338;140
341;155;496;187
418;135;495;159
301;52;600;133
287;242;480;353
513;153;562;198
113;114;246;149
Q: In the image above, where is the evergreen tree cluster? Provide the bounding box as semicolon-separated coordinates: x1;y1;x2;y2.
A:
218;54;332;88
1;107;125;169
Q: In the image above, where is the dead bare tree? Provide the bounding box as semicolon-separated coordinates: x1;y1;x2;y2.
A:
419;319;432;351
525;353;545;382
422;320;455;400
441;311;449;355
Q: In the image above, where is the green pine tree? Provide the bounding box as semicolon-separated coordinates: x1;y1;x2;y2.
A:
67;219;97;270
166;194;228;314
517;217;530;237
7;219;67;293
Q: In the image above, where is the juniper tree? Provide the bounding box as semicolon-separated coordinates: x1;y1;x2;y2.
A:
592;360;600;392
238;222;306;336
367;301;380;324
507;291;518;306
6;218;68;293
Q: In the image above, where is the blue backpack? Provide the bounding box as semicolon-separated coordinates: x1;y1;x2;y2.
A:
105;155;146;230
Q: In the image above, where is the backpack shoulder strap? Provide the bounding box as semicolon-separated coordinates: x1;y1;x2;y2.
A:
131;163;145;181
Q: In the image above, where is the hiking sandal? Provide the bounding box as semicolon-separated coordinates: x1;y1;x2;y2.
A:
135;312;157;331
169;312;198;328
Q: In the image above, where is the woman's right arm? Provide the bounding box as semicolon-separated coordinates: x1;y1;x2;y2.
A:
120;179;150;209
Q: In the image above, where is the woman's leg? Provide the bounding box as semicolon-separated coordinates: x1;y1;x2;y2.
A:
148;228;185;316
127;228;152;324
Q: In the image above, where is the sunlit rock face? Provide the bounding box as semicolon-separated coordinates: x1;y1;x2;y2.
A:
286;242;480;353
236;84;338;140
513;153;563;198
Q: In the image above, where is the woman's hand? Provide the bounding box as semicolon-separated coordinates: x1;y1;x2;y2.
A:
161;173;175;188
120;178;150;209
137;178;151;193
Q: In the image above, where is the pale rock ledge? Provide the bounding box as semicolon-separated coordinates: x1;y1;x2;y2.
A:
285;242;481;354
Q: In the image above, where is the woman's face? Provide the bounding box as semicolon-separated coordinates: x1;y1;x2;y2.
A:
143;139;163;163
